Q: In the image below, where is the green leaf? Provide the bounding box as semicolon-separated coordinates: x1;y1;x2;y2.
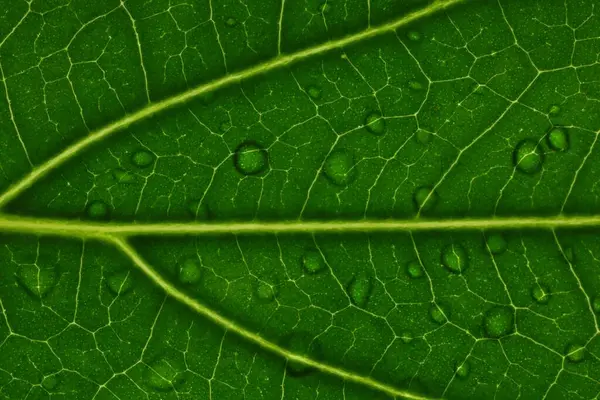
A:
0;0;599;399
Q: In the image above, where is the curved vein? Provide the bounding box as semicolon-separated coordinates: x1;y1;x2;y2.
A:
0;0;466;210
108;236;436;400
0;214;599;238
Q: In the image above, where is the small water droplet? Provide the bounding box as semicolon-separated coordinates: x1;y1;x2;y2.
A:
483;306;514;338
409;80;424;90
413;186;438;212
406;260;424;279
429;302;449;324
225;17;237;27
592;296;600;314
283;332;322;376
131;150;155;168
565;343;585;363
319;1;331;13
86;200;110;220
323;149;356;186
455;360;470;379
112;168;135;183
186;199;210;220
486;233;507;255
234;141;268;176
302;250;325;274
42;375;59;390
548;105;561;116
306;85;321;99
546;127;569;152
400;331;413;343
347;272;372;307
364;111;386;135
219;121;231;133
146;358;185;391
17;266;57;299
531;283;551;304
564;246;575;263
441;244;469;274
513;139;543;174
255;280;277;302
415;129;432;145
179;258;202;285
106;270;133;295
407;31;421;41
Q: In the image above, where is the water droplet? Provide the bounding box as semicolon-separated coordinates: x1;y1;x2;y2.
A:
413;186;438;212
593;296;600;314
531;283;551;304
283;332;323;376
364;112;386;135
564;246;575;263
86;200;110;220
306;85;321;99
225;17;237;27
409;80;424;90
455;360;470;379
42;375;59;390
483;306;514;338
323;149;356;186
548;105;561;116
513;139;543;174
178;258;202;285
441;244;469;274
234;141;268;176
347;272;372;307
406;260;424;279
486;233;507;255
146;358;185;391
186;199;210;220
415;129;432;145
106;270;133;295
407;31;421;41
429;302;449;324
254;280;277;302
131;150;155;168
319;1;331;13
400;331;413;343
219;121;231;133
112;168;135;183
17;266;57;299
546;127;569;152
565;343;585;363
302;250;325;274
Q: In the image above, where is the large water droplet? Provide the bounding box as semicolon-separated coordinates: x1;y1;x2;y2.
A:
306;85;321;99
323;149;356;186
409;80;424;90
146;358;185;391
455;360;470;379
112;168;135;183
531;283;551;304
565;343;585;363
513;139;543;174
302;250;325;274
400;331;413;343
483;306;514;338
86;200;110;220
347;272;372;307
406;260;424;279
364;112;386;135
407;31;421;41
42;375;59;390
254;280;277;302
486;233;507;255
179;258;202;284
131;150;155;168
17;266;57;299
441;244;469;274
283;332;322;376
413;186;438;212
106;270;133;295
593;296;600;314
548;105;561;116
415;129;432;145
546;127;569;152
234;141;268;176
429;302;449;324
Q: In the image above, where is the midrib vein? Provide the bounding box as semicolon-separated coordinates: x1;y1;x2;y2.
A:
0;0;465;209
1;215;599;238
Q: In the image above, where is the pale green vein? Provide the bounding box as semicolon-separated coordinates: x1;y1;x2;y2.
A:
0;214;599;238
108;236;437;400
0;0;466;209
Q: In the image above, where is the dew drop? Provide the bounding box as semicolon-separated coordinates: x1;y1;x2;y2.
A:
406;260;424;279
42;375;59;390
364;111;386;135
413;185;438;212
254;280;277;302
531;283;551;304
548;105;561;116
319;1;331;13
186;199;210;220
546;127;569;152
323;149;356;186
429;302;449;325
347;272;372;307
219;121;231;133
283;332;323;376
455;360;470;379
593;296;600;314
301;250;325;274
86;200;110;220
441;243;469;274
146;358;185;391
409;80;424;90
565;343;586;363
225;17;237;27
415;129;432;145
483;306;514;338
564;246;575;263
17;266;57;299
306;85;322;99
112;168;135;183
233;141;268;176
486;233;507;255
407;31;421;41
178;258;202;285
131;150;155;168
513;139;543;174
106;270;133;295
400;331;413;343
